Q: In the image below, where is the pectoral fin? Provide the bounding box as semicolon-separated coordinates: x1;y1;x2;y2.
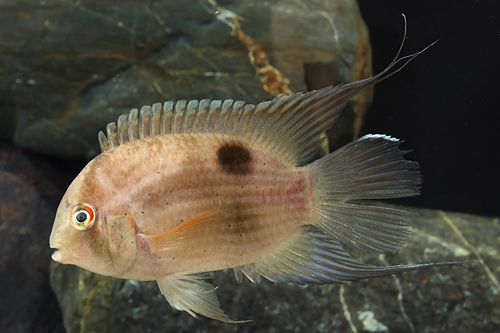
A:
157;274;248;323
142;210;223;253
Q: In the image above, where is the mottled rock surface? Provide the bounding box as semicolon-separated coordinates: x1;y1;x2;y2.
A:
0;0;372;159
0;141;77;333
50;205;500;332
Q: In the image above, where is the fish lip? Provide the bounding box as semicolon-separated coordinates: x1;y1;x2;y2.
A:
50;244;67;262
51;249;63;262
50;244;80;262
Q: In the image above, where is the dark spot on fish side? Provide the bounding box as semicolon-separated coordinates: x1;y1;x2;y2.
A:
217;142;252;175
221;203;260;246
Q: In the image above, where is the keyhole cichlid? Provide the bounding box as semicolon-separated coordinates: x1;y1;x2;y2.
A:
49;33;469;322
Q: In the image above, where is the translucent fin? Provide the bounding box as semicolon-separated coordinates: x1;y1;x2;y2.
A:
99;32;434;164
139;106;152;139
157;274;247;323
240;226;465;285
309;134;421;254
117;114;129;145
150;103;162;136
235;266;261;284
98;131;110;152
313;203;414;254
233;267;244;284
139;208;259;256
311;134;421;200
141;210;222;253
128;108;140;142
106;123;119;148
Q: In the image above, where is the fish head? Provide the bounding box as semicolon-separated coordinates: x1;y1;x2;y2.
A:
50;171;138;277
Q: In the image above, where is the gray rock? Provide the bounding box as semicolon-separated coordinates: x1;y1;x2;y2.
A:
0;141;72;333
0;0;372;159
50;205;500;332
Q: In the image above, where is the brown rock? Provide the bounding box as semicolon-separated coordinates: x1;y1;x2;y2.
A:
0;0;372;158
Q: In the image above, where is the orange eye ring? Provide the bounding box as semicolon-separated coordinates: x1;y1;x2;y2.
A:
70;203;96;230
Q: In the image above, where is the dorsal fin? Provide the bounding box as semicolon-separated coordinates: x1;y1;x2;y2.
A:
99;25;434;166
98;89;340;166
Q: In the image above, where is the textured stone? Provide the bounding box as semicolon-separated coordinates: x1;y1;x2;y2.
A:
50;205;500;332
0;141;79;333
0;0;371;159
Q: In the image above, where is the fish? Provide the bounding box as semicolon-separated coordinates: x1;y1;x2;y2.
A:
49;36;467;322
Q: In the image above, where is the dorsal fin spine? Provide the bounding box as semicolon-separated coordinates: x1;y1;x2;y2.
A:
195;99;209;133
184;100;198;133
218;99;234;133
106;122;119;149
151;103;162;136
181;100;191;133
128;109;139;141
234;104;257;134
117;115;129;145
161;101;173;135
98;131;108;152
207;100;222;132
140;106;152;139
172;101;186;134
226;101;246;134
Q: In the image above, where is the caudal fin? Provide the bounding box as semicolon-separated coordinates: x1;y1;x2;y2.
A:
309;134;422;254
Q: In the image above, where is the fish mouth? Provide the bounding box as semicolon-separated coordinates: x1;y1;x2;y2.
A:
50;244;65;263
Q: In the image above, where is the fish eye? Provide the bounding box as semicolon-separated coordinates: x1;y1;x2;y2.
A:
70;203;96;230
76;211;88;223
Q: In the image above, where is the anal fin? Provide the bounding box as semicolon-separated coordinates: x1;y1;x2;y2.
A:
238;225;468;285
157;274;248;323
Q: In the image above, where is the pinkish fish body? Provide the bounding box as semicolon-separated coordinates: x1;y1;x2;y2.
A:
70;133;315;279
49;40;464;322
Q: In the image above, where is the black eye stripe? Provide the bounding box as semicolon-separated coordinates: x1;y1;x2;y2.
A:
76;211;88;223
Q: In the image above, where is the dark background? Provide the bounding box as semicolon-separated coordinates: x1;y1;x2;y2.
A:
357;0;499;216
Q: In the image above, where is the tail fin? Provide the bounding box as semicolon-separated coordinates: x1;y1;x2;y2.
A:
309;134;422;254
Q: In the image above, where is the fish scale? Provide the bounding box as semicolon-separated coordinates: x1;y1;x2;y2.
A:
93;134;313;270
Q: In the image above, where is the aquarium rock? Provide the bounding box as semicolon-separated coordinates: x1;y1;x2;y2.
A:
0;0;372;158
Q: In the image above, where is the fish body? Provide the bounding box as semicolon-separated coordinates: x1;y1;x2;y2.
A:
49;39;465;322
65;133;313;279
